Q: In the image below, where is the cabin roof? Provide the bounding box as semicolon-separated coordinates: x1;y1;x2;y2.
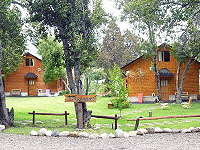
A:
121;55;143;70
23;52;42;61
24;72;38;78
159;68;173;77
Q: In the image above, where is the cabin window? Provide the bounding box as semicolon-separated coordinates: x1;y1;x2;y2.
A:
29;80;34;85
161;80;168;87
25;58;34;66
158;51;170;62
25;59;29;66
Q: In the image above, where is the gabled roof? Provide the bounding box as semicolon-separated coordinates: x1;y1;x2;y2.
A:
24;72;38;78
23;52;42;61
121;55;143;70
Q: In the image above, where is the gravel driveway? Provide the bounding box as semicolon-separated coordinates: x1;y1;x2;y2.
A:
0;132;200;150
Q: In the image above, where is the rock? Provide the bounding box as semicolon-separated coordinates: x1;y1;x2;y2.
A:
52;130;59;137
129;131;138;137
38;128;47;136
181;129;191;133
95;124;101;128
89;133;99;139
189;127;199;133
137;129;148;134
30;130;38;136
124;132;129;138
115;129;124;138
59;131;70;137
69;131;78;137
45;130;53;137
99;133;108;139
163;128;172;133
108;133;115;138
94;127;100;130
172;129;181;133
137;130;144;136
155;127;163;133
78;132;89;138
146;127;155;134
0;125;5;131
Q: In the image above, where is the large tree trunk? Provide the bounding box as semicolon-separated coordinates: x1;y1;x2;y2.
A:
85;76;89;95
61;79;71;93
0;40;14;127
176;61;182;103
176;58;194;104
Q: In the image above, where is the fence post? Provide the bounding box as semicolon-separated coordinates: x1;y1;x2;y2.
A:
33;111;35;125
115;114;117;130
65;111;68;125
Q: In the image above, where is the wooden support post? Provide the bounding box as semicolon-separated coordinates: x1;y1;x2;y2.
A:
115;114;117;130
77;103;83;129
65;111;68;125
33;111;35;125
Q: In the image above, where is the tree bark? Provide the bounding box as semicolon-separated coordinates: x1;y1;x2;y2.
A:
61;79;71;93
85;76;89;95
176;58;194;103
0;40;14;127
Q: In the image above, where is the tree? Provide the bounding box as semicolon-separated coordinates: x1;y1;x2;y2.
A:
120;0;168;101
162;1;200;103
0;0;25;127
28;0;106;128
97;20;140;72
108;64;129;117
37;37;70;91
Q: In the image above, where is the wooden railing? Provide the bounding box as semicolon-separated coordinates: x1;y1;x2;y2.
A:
28;111;69;125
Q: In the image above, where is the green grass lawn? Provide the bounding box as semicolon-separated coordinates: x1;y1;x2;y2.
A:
4;96;200;135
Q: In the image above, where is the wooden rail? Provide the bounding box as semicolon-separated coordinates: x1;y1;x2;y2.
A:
127;114;200;130
91;114;119;130
28;111;69;125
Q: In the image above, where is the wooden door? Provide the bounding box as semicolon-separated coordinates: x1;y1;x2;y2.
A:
28;79;36;96
161;79;169;101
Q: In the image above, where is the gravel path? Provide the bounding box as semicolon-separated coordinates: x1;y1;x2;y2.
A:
1;132;200;150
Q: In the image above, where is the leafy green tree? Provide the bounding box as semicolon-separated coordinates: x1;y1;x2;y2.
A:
108;64;129;117
120;0;168;101
0;0;25;127
161;1;200;103
27;0;106;128
37;37;71;91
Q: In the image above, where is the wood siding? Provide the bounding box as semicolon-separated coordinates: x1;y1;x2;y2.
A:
5;53;65;95
122;46;200;98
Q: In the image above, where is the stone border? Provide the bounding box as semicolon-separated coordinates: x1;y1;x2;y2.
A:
28;126;200;139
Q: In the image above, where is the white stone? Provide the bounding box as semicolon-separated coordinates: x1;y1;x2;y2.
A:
30;130;38;136
155;127;163;133
69;131;78;137
163;128;172;133
124;132;129;138
78;132;89;138
129;131;138;137
59;131;70;137
137;131;144;136
115;129;124;138
38;128;47;136
45;130;53;137
0;125;5;131
95;124;101;128
89;133;99;139
137;129;148;134
108;133;115;138
182;129;191;133
99;133;108;139
94;127;100;130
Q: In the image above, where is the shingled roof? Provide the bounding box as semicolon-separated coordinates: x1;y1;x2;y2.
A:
159;68;173;77
24;72;38;78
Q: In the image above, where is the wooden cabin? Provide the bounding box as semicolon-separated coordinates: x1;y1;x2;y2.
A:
5;52;65;96
121;43;200;102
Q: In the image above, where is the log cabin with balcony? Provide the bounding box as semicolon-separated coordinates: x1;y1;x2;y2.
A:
5;52;65;96
121;43;200;102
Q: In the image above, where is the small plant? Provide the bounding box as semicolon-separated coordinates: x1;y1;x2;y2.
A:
108;64;130;117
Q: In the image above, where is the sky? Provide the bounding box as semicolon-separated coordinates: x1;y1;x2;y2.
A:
23;0;131;56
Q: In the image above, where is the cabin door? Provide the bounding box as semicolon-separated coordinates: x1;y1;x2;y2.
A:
28;79;36;96
161;79;169;101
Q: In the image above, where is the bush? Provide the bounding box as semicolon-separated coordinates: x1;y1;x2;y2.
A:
59;90;69;96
